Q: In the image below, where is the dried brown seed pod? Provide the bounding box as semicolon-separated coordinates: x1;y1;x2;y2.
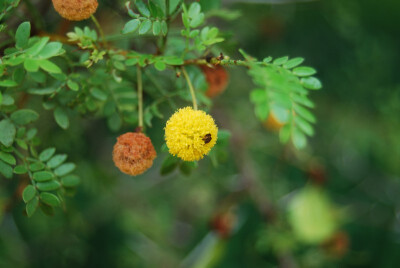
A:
112;132;157;176
52;0;98;21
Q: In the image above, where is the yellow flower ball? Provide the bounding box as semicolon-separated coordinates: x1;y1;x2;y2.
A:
165;107;218;161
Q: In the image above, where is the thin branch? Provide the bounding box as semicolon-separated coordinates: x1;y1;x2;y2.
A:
181;66;197;110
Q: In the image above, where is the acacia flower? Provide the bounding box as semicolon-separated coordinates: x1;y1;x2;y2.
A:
113;132;156;176
165;107;218;161
52;0;98;21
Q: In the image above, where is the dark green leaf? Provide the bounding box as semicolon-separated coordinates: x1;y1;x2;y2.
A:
15;21;31;49
40;192;60;207
23;185;36;203
0;119;16;147
16;139;28;150
67;80;79;91
0;151;16;165
154;61;166;71
161;20;168;35
33;171;54;182
54;107;69;129
14;165;28;174
122;19;141;34
1;94;14;105
90;88;107;101
153;20;161;35
54;163;75;177
61;174;80;187
26;128;38;140
107;113;122;132
0;80;18;87
39;147;56;162
0;160;13;179
179;161;198;176
136;0;150;17
39;202;54;216
160;155;179;175
139;20;152;34
29;162;45;171
28;87;57;95
26;196;39;217
47;154;67;169
10;109;39;125
36;180;61;191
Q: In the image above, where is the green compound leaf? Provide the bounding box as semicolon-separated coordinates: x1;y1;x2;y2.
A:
23;185;36;203
10;109;39;125
40;192;60;207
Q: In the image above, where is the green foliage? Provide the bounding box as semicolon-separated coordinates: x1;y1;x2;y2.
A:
0;0;354;267
246;53;321;149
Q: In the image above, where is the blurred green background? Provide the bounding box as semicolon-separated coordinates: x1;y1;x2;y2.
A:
1;0;400;267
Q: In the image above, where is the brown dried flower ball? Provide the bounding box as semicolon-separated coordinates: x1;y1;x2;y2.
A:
200;65;229;98
113;132;157;176
52;0;98;21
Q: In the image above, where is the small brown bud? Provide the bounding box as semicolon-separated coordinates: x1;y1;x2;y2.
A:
113;132;157;176
52;0;98;21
